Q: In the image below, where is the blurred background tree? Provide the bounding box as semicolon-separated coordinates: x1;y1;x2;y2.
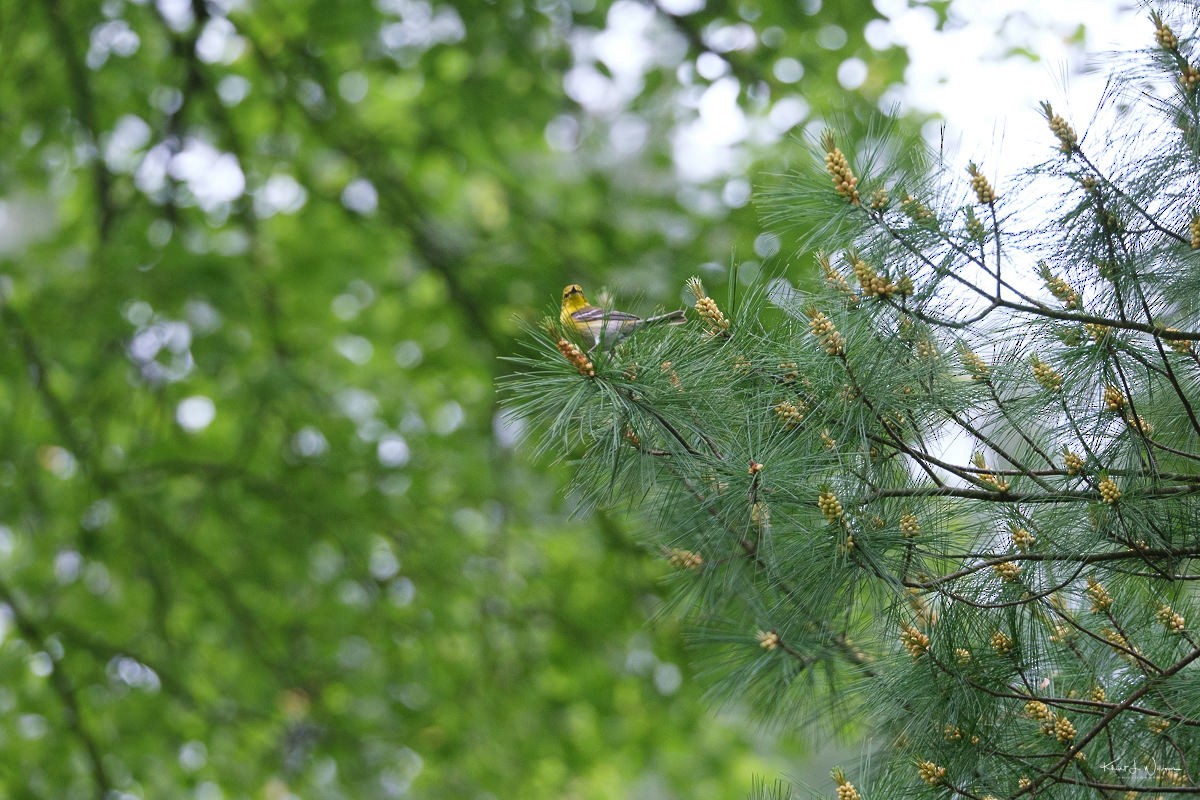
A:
0;0;912;796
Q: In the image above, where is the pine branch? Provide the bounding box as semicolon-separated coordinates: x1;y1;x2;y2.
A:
510;9;1200;796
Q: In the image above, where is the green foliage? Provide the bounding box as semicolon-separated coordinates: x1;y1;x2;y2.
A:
513;6;1200;798
0;0;909;796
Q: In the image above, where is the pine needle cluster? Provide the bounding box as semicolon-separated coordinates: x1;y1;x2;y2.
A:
505;6;1200;798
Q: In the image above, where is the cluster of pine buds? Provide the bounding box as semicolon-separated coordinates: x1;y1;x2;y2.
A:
1102;627;1139;663
1164;328;1194;355
1104;383;1154;433
822;131;860;205
1125;412;1153;434
831;768;862;800
807;309;846;355
1025;700;1053;723
1156;603;1186;633
1041;101;1078;153
666;548;703;571
1087;577;1114;612
1030;355;1063;392
1098;476;1121;504
848;252;897;297
1183;64;1200;93
774;399;807;427
900;193;936;224
899;624;929;659
1084;322;1110;342
993;560;1021;583
1063;448;1085;475
1103;384;1125;412
965;206;986;240
991;631;1013;654
1052;715;1076;743
1047;622;1074;644
957;343;990;380
1153;10;1179;49
1191;212;1200;249
624;424;640;448
967;162;997;204
1040;266;1080;308
955;647;972;664
756;629;781;651
556;338;595;377
658;363;684;393
917;760;946;786
686;276;730;337
900;512;920;537
817;251;855;298
869;188;889;210
973;452;1010;492
1148;716;1170;734
816;251;854;304
818;490;844;521
1011;526;1035;552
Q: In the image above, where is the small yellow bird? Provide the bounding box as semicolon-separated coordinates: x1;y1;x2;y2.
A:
560;284;686;349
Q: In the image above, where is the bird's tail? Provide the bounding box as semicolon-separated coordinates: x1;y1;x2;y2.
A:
642;309;687;326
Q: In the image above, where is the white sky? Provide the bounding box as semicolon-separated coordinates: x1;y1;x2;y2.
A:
875;0;1137;178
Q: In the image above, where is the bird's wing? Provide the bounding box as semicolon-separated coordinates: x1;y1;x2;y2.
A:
571;306;641;323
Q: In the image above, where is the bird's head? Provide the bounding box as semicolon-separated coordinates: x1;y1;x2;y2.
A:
561;284;588;313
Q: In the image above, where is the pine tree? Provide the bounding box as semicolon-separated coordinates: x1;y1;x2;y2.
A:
507;6;1200;798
